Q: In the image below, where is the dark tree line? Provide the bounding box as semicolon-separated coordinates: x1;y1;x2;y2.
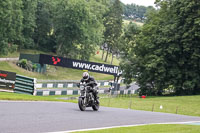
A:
120;0;200;96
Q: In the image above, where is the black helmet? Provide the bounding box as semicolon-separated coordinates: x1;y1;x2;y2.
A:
83;72;89;80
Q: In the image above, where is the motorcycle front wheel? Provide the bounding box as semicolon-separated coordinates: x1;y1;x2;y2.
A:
92;99;99;111
78;97;86;111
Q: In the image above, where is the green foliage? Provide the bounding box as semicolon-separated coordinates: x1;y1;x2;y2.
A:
8;44;18;53
123;3;154;22
17;59;33;71
103;0;123;62
9;0;23;46
119;22;141;85
0;0;115;60
0;0;23;55
33;0;56;52
121;0;200;96
32;64;37;71
54;0;104;60
21;0;37;48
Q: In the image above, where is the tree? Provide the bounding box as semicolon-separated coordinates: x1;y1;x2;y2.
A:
21;0;37;48
54;0;104;60
0;0;12;54
33;0;56;52
121;0;200;96
123;3;154;21
103;0;123;64
9;0;23;47
119;22;141;84
0;0;23;55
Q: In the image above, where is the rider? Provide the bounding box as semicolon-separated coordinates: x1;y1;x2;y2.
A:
80;72;99;102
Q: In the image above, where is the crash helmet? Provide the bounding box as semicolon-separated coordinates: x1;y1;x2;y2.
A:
83;72;89;80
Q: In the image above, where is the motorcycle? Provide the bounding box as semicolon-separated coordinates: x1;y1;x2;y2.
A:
78;82;99;111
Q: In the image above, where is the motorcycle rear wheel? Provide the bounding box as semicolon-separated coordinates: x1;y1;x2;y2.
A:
78;97;86;111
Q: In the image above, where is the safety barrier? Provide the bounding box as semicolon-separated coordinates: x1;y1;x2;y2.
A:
14;74;36;95
35;89;136;96
36;81;111;89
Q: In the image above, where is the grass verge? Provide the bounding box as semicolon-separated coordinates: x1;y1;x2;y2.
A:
99;95;200;117
0;92;77;103
74;124;200;133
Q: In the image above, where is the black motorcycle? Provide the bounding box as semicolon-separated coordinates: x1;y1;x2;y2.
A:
78;82;99;111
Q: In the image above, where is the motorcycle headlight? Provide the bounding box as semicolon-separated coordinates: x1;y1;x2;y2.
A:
80;86;85;91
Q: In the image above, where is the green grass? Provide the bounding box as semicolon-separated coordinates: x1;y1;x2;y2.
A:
123;19;143;26
75;124;200;133
99;95;200;117
0;92;77;103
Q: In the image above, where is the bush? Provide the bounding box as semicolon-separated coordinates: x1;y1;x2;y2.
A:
17;59;28;68
32;64;37;71
17;59;36;71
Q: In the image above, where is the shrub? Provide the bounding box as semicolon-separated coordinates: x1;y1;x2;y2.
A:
17;59;36;71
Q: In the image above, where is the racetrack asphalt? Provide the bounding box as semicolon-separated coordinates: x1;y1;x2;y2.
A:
0;101;200;133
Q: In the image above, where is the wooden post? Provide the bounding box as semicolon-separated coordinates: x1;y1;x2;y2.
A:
129;99;132;109
176;106;178;114
108;95;111;107
152;104;155;112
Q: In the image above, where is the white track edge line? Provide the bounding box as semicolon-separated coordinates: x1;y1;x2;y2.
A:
48;121;200;133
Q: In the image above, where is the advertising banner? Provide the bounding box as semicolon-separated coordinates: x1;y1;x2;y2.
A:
0;70;16;92
39;54;122;76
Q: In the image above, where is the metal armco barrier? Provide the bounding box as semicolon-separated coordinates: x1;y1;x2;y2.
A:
14;74;36;95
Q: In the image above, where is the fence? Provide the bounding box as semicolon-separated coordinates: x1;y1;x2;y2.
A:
36;80;111;89
35;89;136;96
14;74;36;95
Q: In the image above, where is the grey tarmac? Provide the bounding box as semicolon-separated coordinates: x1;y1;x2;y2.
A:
0;100;200;133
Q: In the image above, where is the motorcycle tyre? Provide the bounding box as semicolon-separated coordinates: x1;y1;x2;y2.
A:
78;97;86;111
92;100;99;111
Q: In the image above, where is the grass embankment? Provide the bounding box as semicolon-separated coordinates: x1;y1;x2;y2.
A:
0;49;119;80
75;124;200;133
100;95;200;117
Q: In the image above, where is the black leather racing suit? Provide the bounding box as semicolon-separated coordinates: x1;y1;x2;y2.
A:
80;76;98;100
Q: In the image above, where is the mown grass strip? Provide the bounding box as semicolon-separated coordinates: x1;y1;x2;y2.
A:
74;124;200;133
